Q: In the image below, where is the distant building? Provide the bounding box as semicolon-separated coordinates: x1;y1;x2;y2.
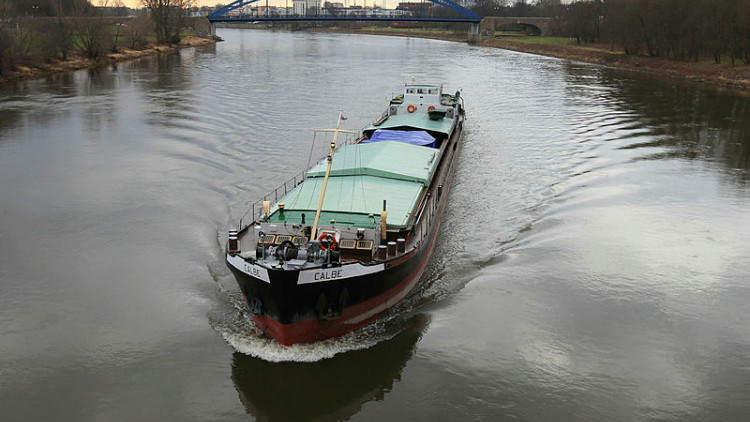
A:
196;6;215;16
293;0;322;16
240;5;282;17
396;2;434;13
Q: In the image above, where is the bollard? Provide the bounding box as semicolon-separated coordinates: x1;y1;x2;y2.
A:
387;241;396;257
228;230;239;253
377;245;387;260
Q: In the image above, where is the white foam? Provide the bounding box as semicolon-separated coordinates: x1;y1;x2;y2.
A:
219;323;389;363
207;246;467;362
210;290;403;362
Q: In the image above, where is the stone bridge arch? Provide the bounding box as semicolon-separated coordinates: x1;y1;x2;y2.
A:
479;17;554;37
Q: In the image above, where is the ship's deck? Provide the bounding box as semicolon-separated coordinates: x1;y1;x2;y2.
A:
305;140;441;186
364;112;455;135
266;139;443;229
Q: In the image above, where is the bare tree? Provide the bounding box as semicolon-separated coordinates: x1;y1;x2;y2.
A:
0;25;12;75
123;12;153;50
141;0;194;45
470;0;503;17
564;0;602;44
1;19;35;73
595;0;750;64
71;4;110;59
24;18;72;63
536;0;562;18
0;0;12;19
0;0;12;72
740;0;750;64
99;0;127;53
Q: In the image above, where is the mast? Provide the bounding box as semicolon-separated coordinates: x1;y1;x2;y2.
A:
310;112;355;239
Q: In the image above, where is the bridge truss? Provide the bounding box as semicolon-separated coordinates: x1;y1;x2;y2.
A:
207;0;481;23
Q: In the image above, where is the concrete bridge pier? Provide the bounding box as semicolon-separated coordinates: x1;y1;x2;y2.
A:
468;22;481;43
210;22;216;37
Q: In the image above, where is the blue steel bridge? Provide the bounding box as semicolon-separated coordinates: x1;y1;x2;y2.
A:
207;0;482;24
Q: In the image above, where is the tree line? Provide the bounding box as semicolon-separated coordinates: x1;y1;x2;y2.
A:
470;0;750;65
0;0;200;76
598;0;750;64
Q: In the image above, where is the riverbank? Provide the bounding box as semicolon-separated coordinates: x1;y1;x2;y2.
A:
483;38;750;92
0;36;218;86
310;26;750;92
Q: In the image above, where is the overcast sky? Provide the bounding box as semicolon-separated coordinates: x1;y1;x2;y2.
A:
121;0;456;9
121;0;405;8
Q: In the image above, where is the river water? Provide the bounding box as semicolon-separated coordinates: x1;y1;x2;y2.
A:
1;29;749;421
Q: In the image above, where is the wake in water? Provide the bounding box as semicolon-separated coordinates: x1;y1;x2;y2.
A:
206;220;487;363
208;280;425;362
207;239;439;362
208;227;500;363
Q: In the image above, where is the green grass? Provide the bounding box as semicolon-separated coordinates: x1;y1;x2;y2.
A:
496;35;572;45
357;26;463;34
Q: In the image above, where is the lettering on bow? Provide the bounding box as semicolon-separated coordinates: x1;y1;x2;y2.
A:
314;269;343;281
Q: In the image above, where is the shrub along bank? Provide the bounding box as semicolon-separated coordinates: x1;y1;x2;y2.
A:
1;3;212;84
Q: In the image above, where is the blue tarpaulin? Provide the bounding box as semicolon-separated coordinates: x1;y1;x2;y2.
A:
362;129;437;148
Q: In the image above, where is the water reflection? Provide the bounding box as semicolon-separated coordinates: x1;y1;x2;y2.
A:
0;105;23;135
0;67;125;139
565;64;750;179
591;68;750;174
138;53;200;129
231;314;429;421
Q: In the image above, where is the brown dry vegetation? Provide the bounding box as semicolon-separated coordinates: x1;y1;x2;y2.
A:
482;38;750;91
1;1;214;85
0;36;215;85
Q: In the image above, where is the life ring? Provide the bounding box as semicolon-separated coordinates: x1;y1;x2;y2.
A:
427;105;436;111
318;233;337;250
407;104;417;113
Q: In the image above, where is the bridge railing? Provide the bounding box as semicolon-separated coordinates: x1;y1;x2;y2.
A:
208;0;480;22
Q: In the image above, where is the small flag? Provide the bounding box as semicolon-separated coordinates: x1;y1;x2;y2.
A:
340;115;347;120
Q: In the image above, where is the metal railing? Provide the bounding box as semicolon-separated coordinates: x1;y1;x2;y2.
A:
237;130;361;231
238;169;306;231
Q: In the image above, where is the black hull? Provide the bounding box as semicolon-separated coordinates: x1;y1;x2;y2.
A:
228;226;431;324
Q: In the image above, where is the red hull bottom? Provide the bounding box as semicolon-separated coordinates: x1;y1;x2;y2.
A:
252;248;431;346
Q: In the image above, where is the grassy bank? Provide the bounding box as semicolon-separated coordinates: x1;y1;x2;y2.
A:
311;27;750;92
483;36;750;91
0;36;217;86
311;26;470;43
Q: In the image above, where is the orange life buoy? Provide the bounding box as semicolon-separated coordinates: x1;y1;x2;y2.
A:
318;233;337;250
427;105;436;111
407;104;417;113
